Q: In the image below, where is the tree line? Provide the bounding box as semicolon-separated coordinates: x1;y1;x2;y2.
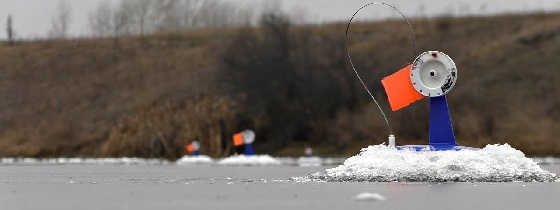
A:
4;0;291;41
87;0;259;38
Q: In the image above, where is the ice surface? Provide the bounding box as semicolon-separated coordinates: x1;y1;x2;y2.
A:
298;144;558;182
218;155;281;166
176;155;213;165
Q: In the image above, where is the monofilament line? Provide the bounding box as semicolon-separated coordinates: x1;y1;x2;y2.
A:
345;2;418;135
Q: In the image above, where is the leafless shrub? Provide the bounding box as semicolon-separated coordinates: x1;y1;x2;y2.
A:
48;0;72;39
5;15;15;45
88;1;114;37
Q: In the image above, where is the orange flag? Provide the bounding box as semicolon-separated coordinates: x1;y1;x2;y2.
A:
186;144;194;153
381;64;424;111
233;132;244;146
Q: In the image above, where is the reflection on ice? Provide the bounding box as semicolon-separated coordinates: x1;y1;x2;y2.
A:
298;144;558;182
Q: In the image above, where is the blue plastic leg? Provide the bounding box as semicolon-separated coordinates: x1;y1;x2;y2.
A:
429;96;456;150
194;150;200;156
244;143;254;156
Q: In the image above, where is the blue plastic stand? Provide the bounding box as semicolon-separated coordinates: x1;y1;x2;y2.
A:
396;95;469;151
428;95;456;150
194;150;200;156
245;143;254;155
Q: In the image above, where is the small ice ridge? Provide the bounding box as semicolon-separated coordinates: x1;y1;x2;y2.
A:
218;155;281;166
300;144;558;182
176;155;213;165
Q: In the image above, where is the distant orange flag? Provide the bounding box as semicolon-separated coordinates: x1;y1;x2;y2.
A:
233;132;244;146
186;144;194;153
381;64;424;111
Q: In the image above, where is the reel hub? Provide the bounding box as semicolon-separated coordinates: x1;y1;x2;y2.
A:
411;51;457;97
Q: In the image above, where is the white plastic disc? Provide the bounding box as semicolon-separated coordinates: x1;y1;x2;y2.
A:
242;130;255;144
191;141;200;150
410;51;457;97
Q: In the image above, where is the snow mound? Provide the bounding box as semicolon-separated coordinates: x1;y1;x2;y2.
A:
297;157;322;167
218;155;281;166
299;144;558;182
176;155;213;165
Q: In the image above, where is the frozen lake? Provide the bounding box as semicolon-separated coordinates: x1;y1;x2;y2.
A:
1;157;559;210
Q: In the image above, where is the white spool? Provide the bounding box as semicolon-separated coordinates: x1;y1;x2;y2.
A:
191;141;200;150
410;51;457;97
388;134;395;148
305;147;313;156
242;130;255;144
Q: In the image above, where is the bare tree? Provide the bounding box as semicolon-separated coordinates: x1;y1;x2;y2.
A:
118;0;161;36
133;0;154;36
48;0;72;39
235;7;255;26
88;1;114;37
181;0;203;28
112;2;133;38
87;0;258;37
152;0;182;31
6;15;14;45
88;1;132;38
194;0;238;28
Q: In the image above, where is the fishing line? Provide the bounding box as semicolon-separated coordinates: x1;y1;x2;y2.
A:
345;2;418;135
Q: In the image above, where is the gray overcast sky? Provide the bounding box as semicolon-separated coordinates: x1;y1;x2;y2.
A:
1;0;559;40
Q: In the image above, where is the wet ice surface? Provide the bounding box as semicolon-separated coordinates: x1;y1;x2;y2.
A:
1;164;559;210
0;161;559;210
300;144;558;182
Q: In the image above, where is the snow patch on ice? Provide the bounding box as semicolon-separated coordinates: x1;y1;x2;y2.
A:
298;144;558;182
533;157;560;165
176;155;213;165
0;157;170;165
218;155;281;166
297;156;322;167
354;192;386;202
